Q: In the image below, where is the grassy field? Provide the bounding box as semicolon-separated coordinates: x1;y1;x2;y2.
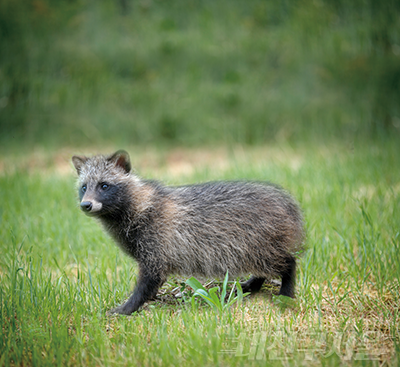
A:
0;140;399;366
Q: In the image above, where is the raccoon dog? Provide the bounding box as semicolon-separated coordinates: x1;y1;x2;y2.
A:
72;150;304;315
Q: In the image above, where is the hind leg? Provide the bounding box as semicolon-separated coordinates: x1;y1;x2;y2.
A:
240;276;266;293
279;256;296;298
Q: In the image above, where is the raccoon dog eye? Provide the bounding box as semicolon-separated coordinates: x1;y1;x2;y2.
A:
101;183;109;190
82;185;87;192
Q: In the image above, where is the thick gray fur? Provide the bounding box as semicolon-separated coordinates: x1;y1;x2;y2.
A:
72;150;305;315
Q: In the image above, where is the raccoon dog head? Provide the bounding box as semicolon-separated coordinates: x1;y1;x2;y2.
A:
72;150;132;217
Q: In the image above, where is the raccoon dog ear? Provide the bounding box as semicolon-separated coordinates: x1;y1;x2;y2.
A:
72;155;88;174
108;150;131;173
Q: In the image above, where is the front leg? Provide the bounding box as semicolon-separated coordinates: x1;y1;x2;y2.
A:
108;269;165;316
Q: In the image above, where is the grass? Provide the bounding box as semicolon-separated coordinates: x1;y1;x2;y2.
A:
0;139;399;366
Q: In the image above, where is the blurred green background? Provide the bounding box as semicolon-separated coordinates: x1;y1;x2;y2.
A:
1;0;399;152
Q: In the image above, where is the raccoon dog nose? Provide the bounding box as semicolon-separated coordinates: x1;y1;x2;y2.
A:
80;201;93;212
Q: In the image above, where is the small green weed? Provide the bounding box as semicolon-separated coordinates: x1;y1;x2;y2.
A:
185;271;250;314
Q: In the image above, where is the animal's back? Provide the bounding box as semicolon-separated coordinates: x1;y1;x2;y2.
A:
157;181;304;278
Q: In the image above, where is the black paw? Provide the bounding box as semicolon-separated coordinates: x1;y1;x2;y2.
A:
239;282;252;294
240;277;266;293
106;305;135;316
278;288;295;299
